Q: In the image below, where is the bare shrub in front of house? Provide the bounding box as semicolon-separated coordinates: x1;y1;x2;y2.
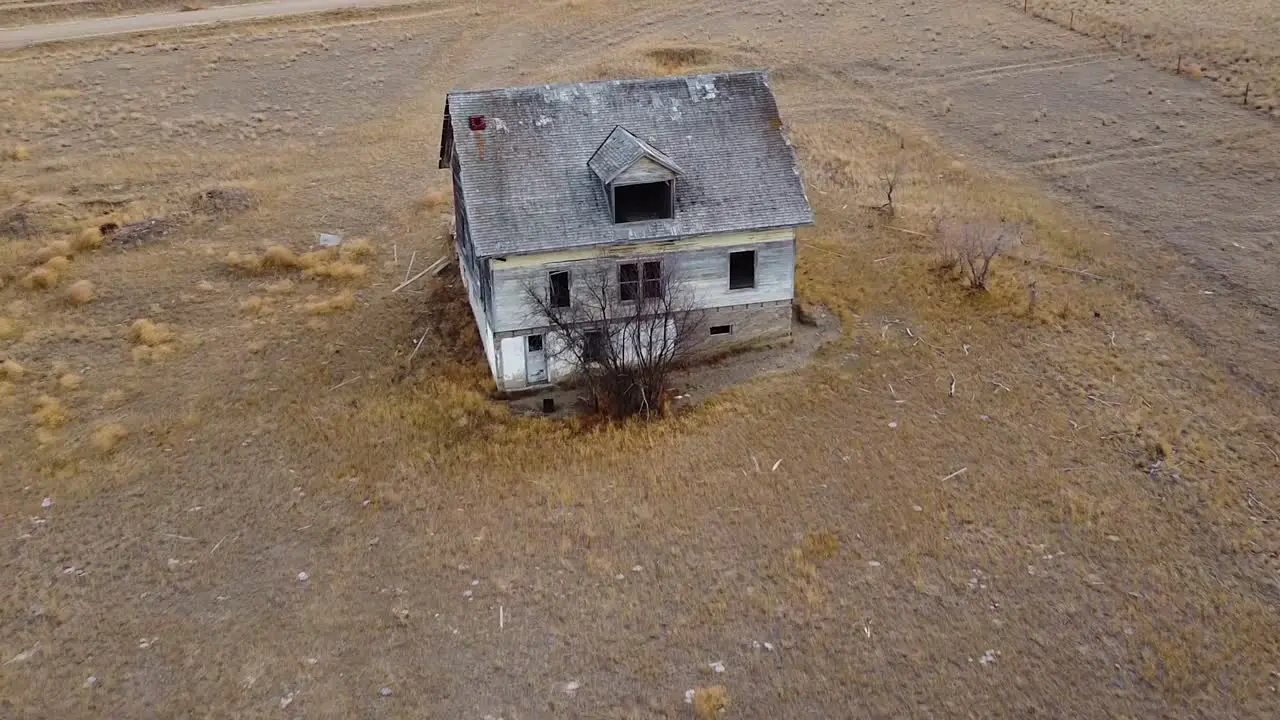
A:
877;152;908;217
936;218;1024;290
524;264;704;420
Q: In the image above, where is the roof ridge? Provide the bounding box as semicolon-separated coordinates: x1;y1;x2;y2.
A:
445;69;769;99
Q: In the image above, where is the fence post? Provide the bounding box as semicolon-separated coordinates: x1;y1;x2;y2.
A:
1243;83;1251;106
1176;55;1182;74
1069;10;1075;30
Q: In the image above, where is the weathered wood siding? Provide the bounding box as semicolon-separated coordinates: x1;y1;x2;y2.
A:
613;157;675;186
487;229;795;334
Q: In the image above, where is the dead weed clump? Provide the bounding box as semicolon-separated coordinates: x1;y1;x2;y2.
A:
302;291;357;315
90;422;129;453
130;319;173;346
66;279;95;305
2;358;25;379
21;264;61;290
692;685;729;719
227;245;370;282
31;395;70;428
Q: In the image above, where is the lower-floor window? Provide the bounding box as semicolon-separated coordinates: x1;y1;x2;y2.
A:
709;324;733;336
583;330;606;363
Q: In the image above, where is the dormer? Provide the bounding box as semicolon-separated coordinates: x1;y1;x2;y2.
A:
587;126;683;224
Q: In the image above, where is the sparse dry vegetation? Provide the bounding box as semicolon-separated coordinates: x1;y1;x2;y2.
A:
90;421;129;453
30;394;69;428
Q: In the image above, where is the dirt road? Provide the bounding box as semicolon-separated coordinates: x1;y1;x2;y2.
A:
0;0;424;49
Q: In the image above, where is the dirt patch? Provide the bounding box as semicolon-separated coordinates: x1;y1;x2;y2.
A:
108;214;185;247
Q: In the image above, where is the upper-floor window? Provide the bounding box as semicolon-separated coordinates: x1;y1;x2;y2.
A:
613;181;674;223
549;270;570;308
619;260;662;301
729;250;756;290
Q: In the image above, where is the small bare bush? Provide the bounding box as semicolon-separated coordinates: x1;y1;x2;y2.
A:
67;280;95;305
130;319;174;346
90;422;129;453
937;218;1024;290
0;318;16;340
6;145;30;162
878;152;908;216
58;372;83;390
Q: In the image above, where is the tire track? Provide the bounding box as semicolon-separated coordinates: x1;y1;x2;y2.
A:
1026;128;1269;172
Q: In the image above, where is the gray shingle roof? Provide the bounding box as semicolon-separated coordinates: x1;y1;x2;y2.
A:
587;126;683;184
442;71;813;258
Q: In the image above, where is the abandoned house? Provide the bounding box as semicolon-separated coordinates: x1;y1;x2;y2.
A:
438;70;813;391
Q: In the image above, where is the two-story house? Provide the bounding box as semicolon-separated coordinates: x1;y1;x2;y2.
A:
438;70;814;391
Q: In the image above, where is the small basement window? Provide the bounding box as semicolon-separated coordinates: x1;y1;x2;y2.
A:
729;250;756;290
549;270;570;308
613;181;673;223
709;324;733;336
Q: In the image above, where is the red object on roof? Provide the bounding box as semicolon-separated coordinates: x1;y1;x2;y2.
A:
468;115;486;131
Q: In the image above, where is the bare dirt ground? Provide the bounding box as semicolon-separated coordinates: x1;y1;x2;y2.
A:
2;1;1279;717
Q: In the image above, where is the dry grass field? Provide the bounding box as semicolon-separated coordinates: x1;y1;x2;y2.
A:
1017;0;1280;111
2;0;1279;717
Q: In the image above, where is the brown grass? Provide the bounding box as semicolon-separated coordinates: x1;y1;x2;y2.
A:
90;422;129;453
0;317;16;340
6;145;30;162
1020;0;1280;110
66;279;96;305
58;372;83;390
1;6;1277;717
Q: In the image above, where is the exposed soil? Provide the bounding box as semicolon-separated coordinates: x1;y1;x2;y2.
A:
2;1;1279;718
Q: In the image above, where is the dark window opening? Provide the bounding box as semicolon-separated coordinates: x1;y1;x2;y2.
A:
709;324;733;336
613;181;673;223
549;271;570;308
619;263;639;302
642;261;662;299
729;250;756;290
527;334;544;352
583;330;606;363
